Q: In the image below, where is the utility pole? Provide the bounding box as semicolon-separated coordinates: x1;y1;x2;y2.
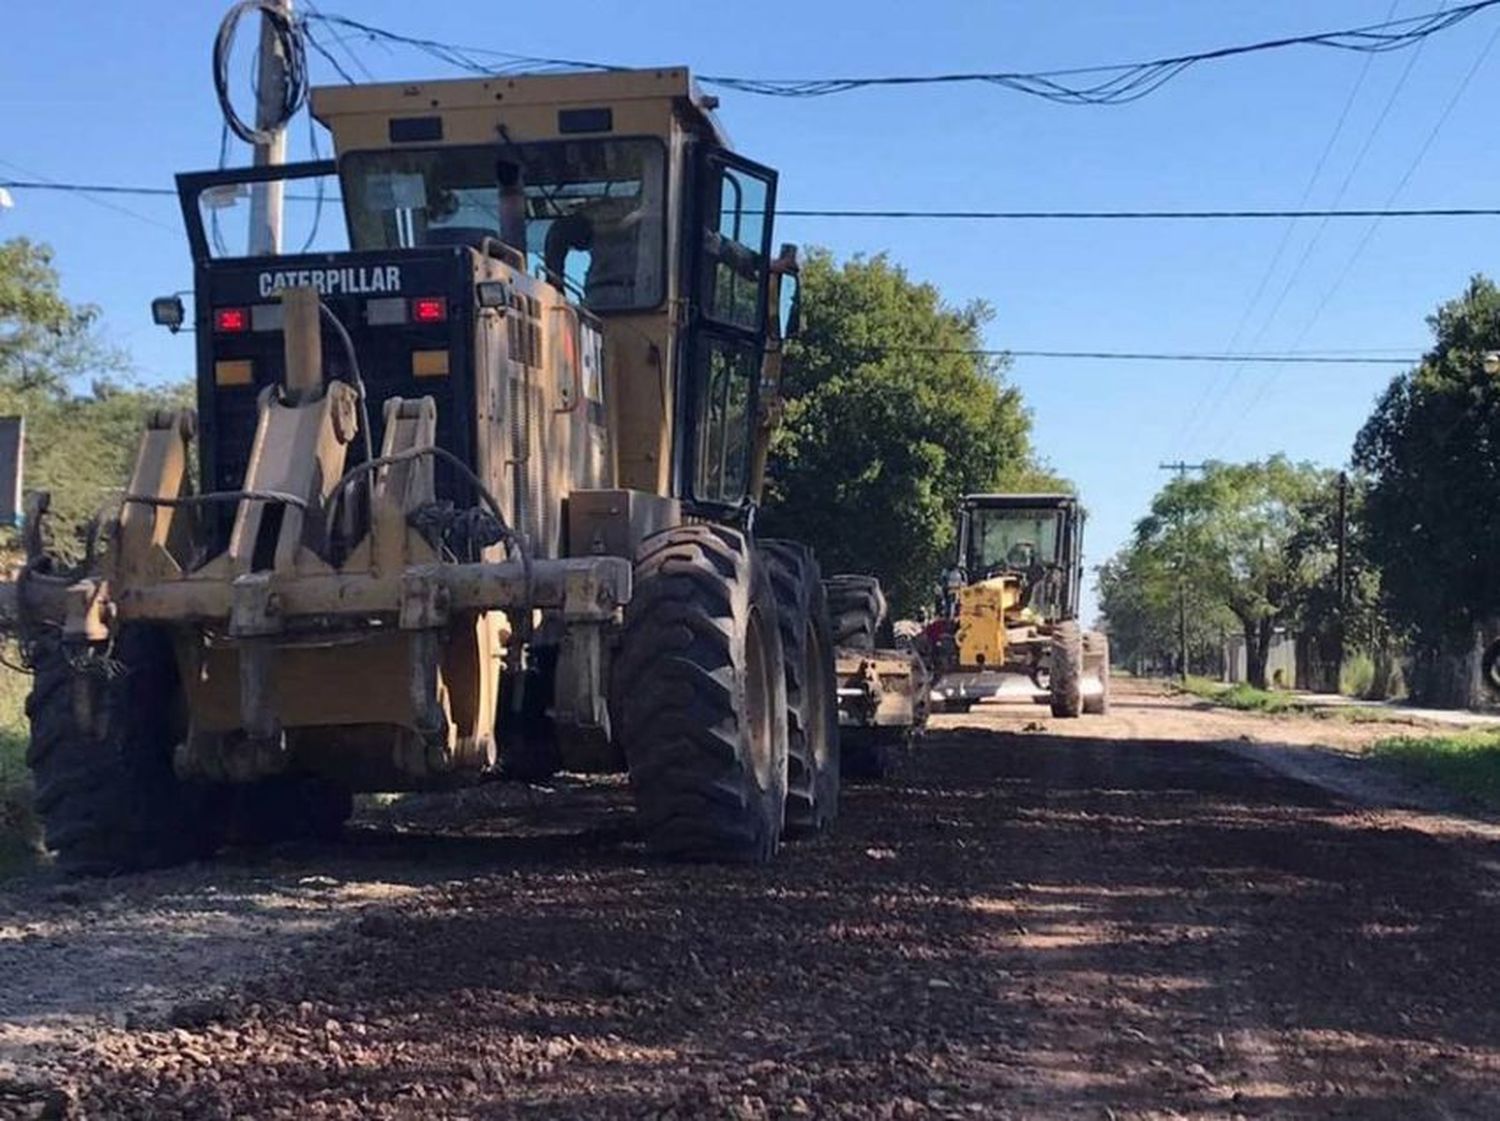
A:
1159;461;1208;682
1334;470;1349;689
248;0;292;256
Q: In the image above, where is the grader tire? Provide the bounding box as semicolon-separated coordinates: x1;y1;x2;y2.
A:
760;540;840;833
824;575;888;652
1049;621;1084;719
614;525;789;863
26;627;220;876
1083;632;1111;716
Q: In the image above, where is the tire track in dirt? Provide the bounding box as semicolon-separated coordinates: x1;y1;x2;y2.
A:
2;686;1499;1118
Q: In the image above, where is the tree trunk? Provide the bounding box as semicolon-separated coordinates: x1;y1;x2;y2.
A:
1244;617;1275;691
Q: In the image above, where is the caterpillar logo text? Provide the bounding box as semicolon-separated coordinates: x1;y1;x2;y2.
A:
257;265;402;298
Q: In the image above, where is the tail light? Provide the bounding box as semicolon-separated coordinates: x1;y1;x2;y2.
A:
213;307;249;333
411;296;447;324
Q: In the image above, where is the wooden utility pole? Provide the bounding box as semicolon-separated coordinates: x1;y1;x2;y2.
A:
248;0;292;256
1334;470;1349;688
1159;461;1207;682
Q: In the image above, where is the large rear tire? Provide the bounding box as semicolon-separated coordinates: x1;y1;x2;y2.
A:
760;540;840;833
26;627;220;875
1049;621;1084;719
825;574;899;778
824;574;888;652
1083;632;1111;716
614;525;789;863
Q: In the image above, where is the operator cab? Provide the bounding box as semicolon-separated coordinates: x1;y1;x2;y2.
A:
159;68;787;557
956;494;1083;621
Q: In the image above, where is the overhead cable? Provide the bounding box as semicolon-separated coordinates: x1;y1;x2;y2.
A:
302;1;1500;105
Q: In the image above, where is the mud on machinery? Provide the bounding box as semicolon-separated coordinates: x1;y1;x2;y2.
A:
921;494;1110;717
12;67;921;873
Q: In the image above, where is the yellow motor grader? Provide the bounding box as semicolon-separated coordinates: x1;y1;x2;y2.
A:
10;66;916;871
924;493;1110;717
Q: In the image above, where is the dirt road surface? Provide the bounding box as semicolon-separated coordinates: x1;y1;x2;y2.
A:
3;681;1500;1119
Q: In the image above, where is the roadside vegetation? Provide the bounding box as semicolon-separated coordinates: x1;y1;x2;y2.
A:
0;660;36;865
1373;731;1500;808
0;237;194;863
761;250;1065;616
1102;275;1500;710
1177;675;1427;726
1179;676;1302;714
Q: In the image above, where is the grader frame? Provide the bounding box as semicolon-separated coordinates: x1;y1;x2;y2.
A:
928;493;1110;717
13;65;876;871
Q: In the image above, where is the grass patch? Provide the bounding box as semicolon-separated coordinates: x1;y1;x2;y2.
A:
1372;731;1500;808
1312;706;1425;726
1178;676;1302;714
0;661;39;869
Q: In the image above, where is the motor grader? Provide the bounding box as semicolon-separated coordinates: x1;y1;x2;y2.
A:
924;493;1110;717
8;66;916;872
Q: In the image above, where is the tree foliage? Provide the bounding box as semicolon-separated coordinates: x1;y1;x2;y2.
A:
1104;457;1337;688
1095;546;1231;675
760;250;1058;614
1353;275;1500;657
0;238;186;552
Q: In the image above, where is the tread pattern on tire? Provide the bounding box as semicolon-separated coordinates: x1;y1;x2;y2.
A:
760;539;840;833
26;627;218;875
824;574;887;652
613;524;789;862
825;573;899;779
1049;620;1084;719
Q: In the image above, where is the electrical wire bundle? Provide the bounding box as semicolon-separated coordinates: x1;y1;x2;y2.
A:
702;0;1500;103
301;12;618;80
214;0;309;143
299;0;1500;105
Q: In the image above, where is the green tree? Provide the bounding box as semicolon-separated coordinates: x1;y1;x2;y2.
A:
761;250;1057;614
1353;275;1500;699
0;238;112;393
1126;456;1334;689
0;238;186;552
1096;546;1231;675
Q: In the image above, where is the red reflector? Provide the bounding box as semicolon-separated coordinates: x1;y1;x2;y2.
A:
411;296;447;324
214;307;249;333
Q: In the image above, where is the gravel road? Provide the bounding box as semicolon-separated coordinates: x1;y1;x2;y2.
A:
2;682;1499;1119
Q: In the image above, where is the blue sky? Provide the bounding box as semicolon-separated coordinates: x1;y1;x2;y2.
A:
3;1;1497;619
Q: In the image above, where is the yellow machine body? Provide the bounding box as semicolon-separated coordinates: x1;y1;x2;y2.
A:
954;576;1023;670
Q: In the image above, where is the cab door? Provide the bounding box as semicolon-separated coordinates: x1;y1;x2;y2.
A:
679;149;778;513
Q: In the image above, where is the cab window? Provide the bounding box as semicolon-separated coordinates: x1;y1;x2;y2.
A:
341;140;667;312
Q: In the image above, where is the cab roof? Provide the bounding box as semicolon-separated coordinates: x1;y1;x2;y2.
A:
310;66;730;148
961;493;1077;509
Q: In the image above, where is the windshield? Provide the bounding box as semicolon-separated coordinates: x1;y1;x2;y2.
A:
191;170;347;259
341;140;666;312
967;508;1064;574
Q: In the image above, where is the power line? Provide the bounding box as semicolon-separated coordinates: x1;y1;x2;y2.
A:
0;160;177;233
780;207;1500;220
894;348;1414;365
7;181;1500;222
1218;3;1500;454
1171;0;1395;458
779;206;1500;220
1196;0;1446;455
305;2;1500;105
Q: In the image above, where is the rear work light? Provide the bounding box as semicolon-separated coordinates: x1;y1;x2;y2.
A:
411;296;447;324
214;307;249;333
